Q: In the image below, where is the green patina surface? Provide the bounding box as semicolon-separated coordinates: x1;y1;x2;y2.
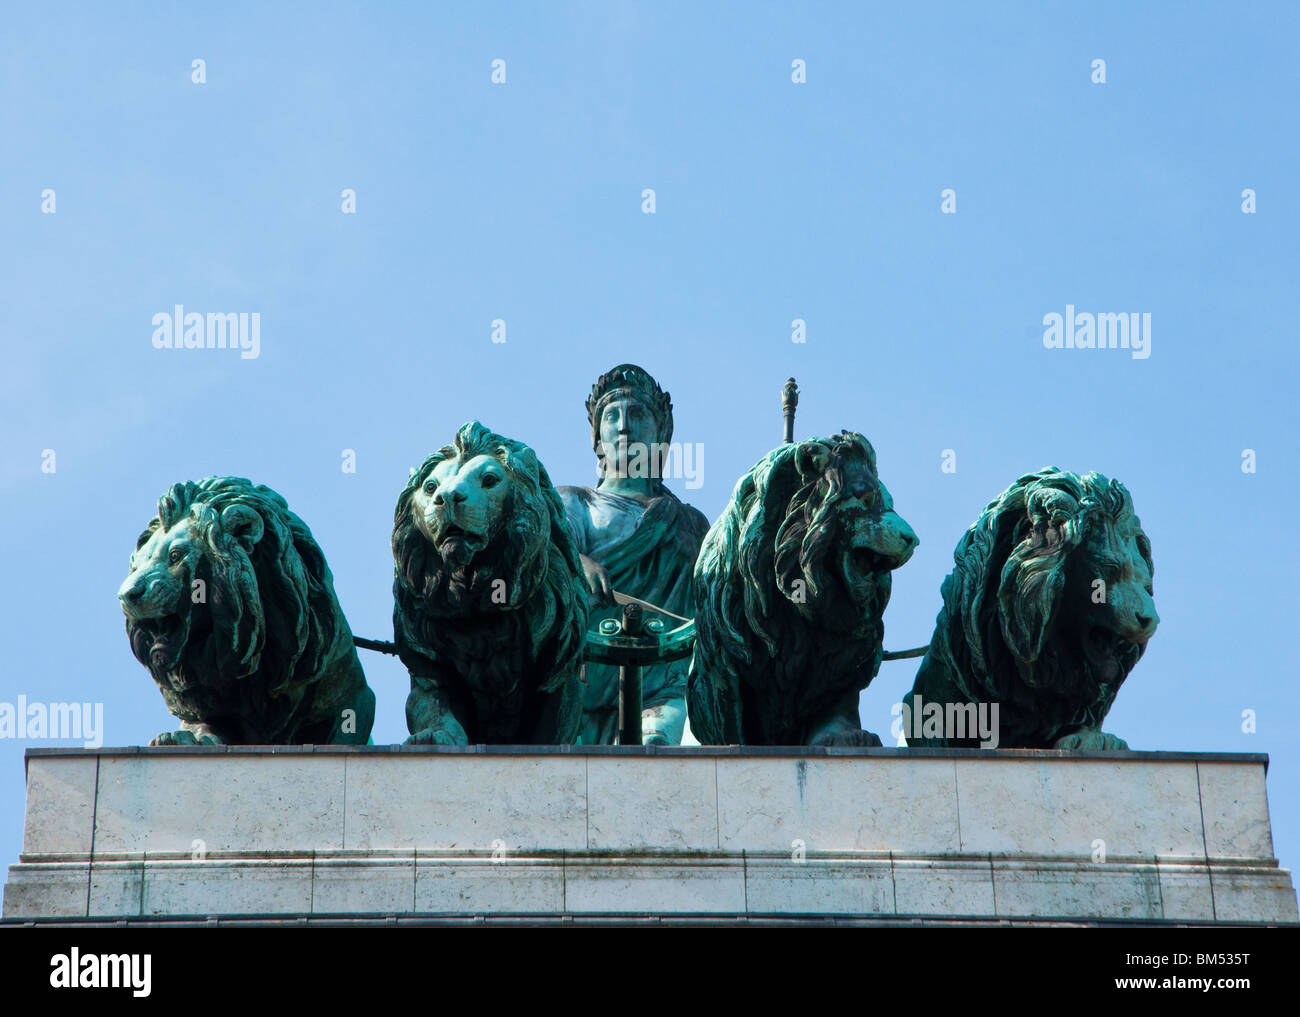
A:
558;364;709;745
688;431;918;746
393;421;588;745
905;467;1157;749
118;477;374;746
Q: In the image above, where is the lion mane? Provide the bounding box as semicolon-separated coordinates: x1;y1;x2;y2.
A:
393;421;588;744
688;432;918;745
905;467;1157;749
119;477;373;745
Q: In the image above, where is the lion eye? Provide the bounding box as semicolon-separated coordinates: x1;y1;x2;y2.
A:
481;473;500;490
168;548;185;566
423;480;437;495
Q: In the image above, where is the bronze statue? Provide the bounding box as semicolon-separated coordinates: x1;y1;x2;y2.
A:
688;432;918;745
557;365;709;744
118;477;374;745
904;467;1157;749
393;421;588;744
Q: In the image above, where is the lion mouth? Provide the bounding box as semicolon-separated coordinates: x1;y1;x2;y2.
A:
134;613;192;677
850;547;891;574
1080;624;1144;684
436;525;486;567
842;545;892;596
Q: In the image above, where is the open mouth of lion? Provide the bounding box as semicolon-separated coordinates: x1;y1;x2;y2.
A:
850;546;891;574
437;525;485;566
1080;623;1145;683
134;612;192;681
838;545;891;609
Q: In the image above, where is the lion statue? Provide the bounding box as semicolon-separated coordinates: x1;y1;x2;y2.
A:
393;420;588;744
904;467;1158;750
117;477;375;745
687;431;918;745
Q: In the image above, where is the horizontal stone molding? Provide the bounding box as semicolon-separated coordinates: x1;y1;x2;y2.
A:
4;748;1295;925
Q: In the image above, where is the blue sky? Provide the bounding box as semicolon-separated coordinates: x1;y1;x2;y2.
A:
2;2;1298;885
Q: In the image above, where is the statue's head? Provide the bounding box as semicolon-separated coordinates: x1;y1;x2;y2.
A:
989;469;1158;692
117;477;341;709
933;467;1158;741
394;421;577;614
586;364;674;483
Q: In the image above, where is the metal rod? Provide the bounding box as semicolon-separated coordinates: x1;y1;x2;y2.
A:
353;636;398;655
782;378;799;444
610;589;692;624
617;602;644;746
882;645;930;661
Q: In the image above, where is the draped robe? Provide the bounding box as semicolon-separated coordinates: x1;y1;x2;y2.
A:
557;485;710;744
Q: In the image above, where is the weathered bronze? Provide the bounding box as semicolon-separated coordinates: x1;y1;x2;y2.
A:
393;421;588;744
688;432;918;745
904;467;1157;749
558;364;709;745
781;378;799;444
616;603;644;745
117;477;375;745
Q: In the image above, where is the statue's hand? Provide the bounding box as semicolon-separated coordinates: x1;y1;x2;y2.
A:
1053;729;1129;751
580;554;615;606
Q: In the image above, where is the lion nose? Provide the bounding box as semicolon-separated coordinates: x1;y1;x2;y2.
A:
433;486;468;507
872;512;918;567
1121;604;1159;644
118;576;150;614
1133;610;1159;641
890;515;919;558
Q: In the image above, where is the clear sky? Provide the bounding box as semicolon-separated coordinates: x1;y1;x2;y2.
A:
2;3;1297;890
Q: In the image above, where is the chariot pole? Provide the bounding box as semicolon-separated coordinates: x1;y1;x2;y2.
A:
782;378;799;444
616;602;644;746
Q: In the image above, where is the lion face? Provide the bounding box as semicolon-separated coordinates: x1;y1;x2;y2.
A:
774;433;918;630
119;487;266;694
994;471;1157;707
412;453;513;569
834;457;918;610
118;516;206;685
394;422;563;617
1060;514;1158;690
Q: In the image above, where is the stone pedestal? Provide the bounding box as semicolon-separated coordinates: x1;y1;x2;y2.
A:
3;746;1296;925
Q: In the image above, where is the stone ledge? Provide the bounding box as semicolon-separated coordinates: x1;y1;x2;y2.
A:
7;854;1296;923
5;749;1295;924
21;746;1274;764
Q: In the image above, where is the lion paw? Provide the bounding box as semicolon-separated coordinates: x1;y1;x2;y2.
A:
405;727;468;746
150;730;222;747
810;728;883;748
1054;729;1129;751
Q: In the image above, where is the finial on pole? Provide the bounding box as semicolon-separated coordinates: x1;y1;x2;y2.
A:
781;378;799;444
